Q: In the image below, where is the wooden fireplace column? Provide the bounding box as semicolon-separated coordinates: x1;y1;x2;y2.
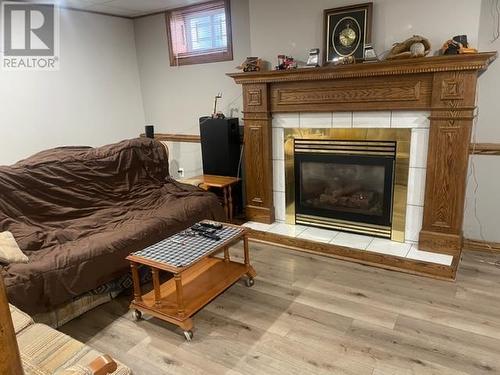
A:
419;71;479;254
241;83;275;223
229;53;497;256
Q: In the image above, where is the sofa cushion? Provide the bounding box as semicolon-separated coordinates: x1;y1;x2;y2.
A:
0;231;29;264
9;303;34;334
17;323;131;375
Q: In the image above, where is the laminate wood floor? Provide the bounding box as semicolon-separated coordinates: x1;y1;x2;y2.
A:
60;242;500;375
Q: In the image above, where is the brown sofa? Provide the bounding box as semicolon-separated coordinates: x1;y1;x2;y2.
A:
0;138;225;315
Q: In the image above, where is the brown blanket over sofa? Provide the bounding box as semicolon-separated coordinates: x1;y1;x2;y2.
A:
0;138;224;314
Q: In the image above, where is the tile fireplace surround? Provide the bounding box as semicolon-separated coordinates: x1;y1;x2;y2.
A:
273;111;427;243
244;111;455;269
228;53;497;279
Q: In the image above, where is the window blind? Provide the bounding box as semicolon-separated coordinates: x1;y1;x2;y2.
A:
168;0;228;60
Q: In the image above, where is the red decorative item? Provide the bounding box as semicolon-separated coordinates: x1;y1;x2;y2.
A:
276;55;297;70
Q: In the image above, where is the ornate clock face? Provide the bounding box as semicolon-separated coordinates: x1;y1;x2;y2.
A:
325;5;371;63
339;26;356;47
331;16;362;57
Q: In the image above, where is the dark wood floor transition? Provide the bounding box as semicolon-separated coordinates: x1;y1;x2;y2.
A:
60;242;500;375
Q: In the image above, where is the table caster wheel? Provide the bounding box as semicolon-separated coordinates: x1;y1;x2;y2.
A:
132;309;143;321
245;277;255;287
183;330;193;341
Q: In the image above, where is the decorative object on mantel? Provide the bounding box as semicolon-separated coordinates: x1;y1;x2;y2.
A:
236;57;263;72
363;43;378;62
441;35;478;55
305;48;321;68
385;35;431;60
334;55;356;65
211;92;225;119
324;2;373;64
275;55;297;70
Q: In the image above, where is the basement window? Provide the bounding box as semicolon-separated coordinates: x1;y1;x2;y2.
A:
166;0;233;66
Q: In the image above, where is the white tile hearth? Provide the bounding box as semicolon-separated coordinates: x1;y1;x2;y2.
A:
273;113;299;128
244;221;453;266
267;223;307;237
298;227;339;243
407;245;453;266
299;112;333;128
242;221;275;232
367;238;412;257
353;111;391;128
330;232;374;250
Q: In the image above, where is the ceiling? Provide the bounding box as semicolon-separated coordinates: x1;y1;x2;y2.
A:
29;0;206;18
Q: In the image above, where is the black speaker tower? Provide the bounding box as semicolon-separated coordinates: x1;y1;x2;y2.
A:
199;117;241;176
199;117;243;213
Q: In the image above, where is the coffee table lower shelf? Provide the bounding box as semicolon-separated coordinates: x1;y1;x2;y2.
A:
129;257;255;339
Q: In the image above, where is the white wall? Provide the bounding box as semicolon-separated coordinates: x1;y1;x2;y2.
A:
133;0;251;178
0;9;145;166
463;0;500;242
248;0;482;65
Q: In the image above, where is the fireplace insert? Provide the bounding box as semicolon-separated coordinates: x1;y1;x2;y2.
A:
293;139;396;238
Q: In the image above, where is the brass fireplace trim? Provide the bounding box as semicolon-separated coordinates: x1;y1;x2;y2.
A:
284;128;411;242
295;214;392;238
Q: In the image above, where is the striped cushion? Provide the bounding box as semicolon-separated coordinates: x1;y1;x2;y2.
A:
17;323;131;375
59;365;92;375
9;304;34;334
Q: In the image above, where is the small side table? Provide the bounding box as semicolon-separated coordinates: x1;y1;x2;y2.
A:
183;175;240;222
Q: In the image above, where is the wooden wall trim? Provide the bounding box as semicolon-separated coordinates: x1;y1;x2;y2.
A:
463;238;500;253
470;143;500;155
140;133;201;143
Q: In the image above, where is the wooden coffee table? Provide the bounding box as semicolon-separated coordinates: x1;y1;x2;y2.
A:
126;222;256;341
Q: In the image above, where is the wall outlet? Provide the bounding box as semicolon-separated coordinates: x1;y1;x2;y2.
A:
177;168;185;178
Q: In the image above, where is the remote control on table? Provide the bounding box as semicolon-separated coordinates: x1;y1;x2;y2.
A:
200;221;223;230
191;223;214;233
191;223;221;240
199;232;221;241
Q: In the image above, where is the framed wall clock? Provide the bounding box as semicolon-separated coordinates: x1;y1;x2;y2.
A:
323;2;373;64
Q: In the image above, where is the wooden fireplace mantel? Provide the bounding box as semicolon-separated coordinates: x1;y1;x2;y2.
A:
228;52;497;256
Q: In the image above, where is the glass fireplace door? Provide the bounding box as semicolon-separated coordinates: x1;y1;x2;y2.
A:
295;153;395;227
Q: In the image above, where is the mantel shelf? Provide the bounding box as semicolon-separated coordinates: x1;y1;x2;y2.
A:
227;52;497;84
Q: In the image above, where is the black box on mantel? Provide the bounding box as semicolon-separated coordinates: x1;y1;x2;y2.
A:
199;117;241;177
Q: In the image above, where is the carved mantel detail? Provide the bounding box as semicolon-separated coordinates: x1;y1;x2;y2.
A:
228;52;497;256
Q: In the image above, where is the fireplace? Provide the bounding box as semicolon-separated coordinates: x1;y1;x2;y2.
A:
285;128;411;242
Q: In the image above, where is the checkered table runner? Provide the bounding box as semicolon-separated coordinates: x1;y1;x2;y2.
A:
132;225;244;268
